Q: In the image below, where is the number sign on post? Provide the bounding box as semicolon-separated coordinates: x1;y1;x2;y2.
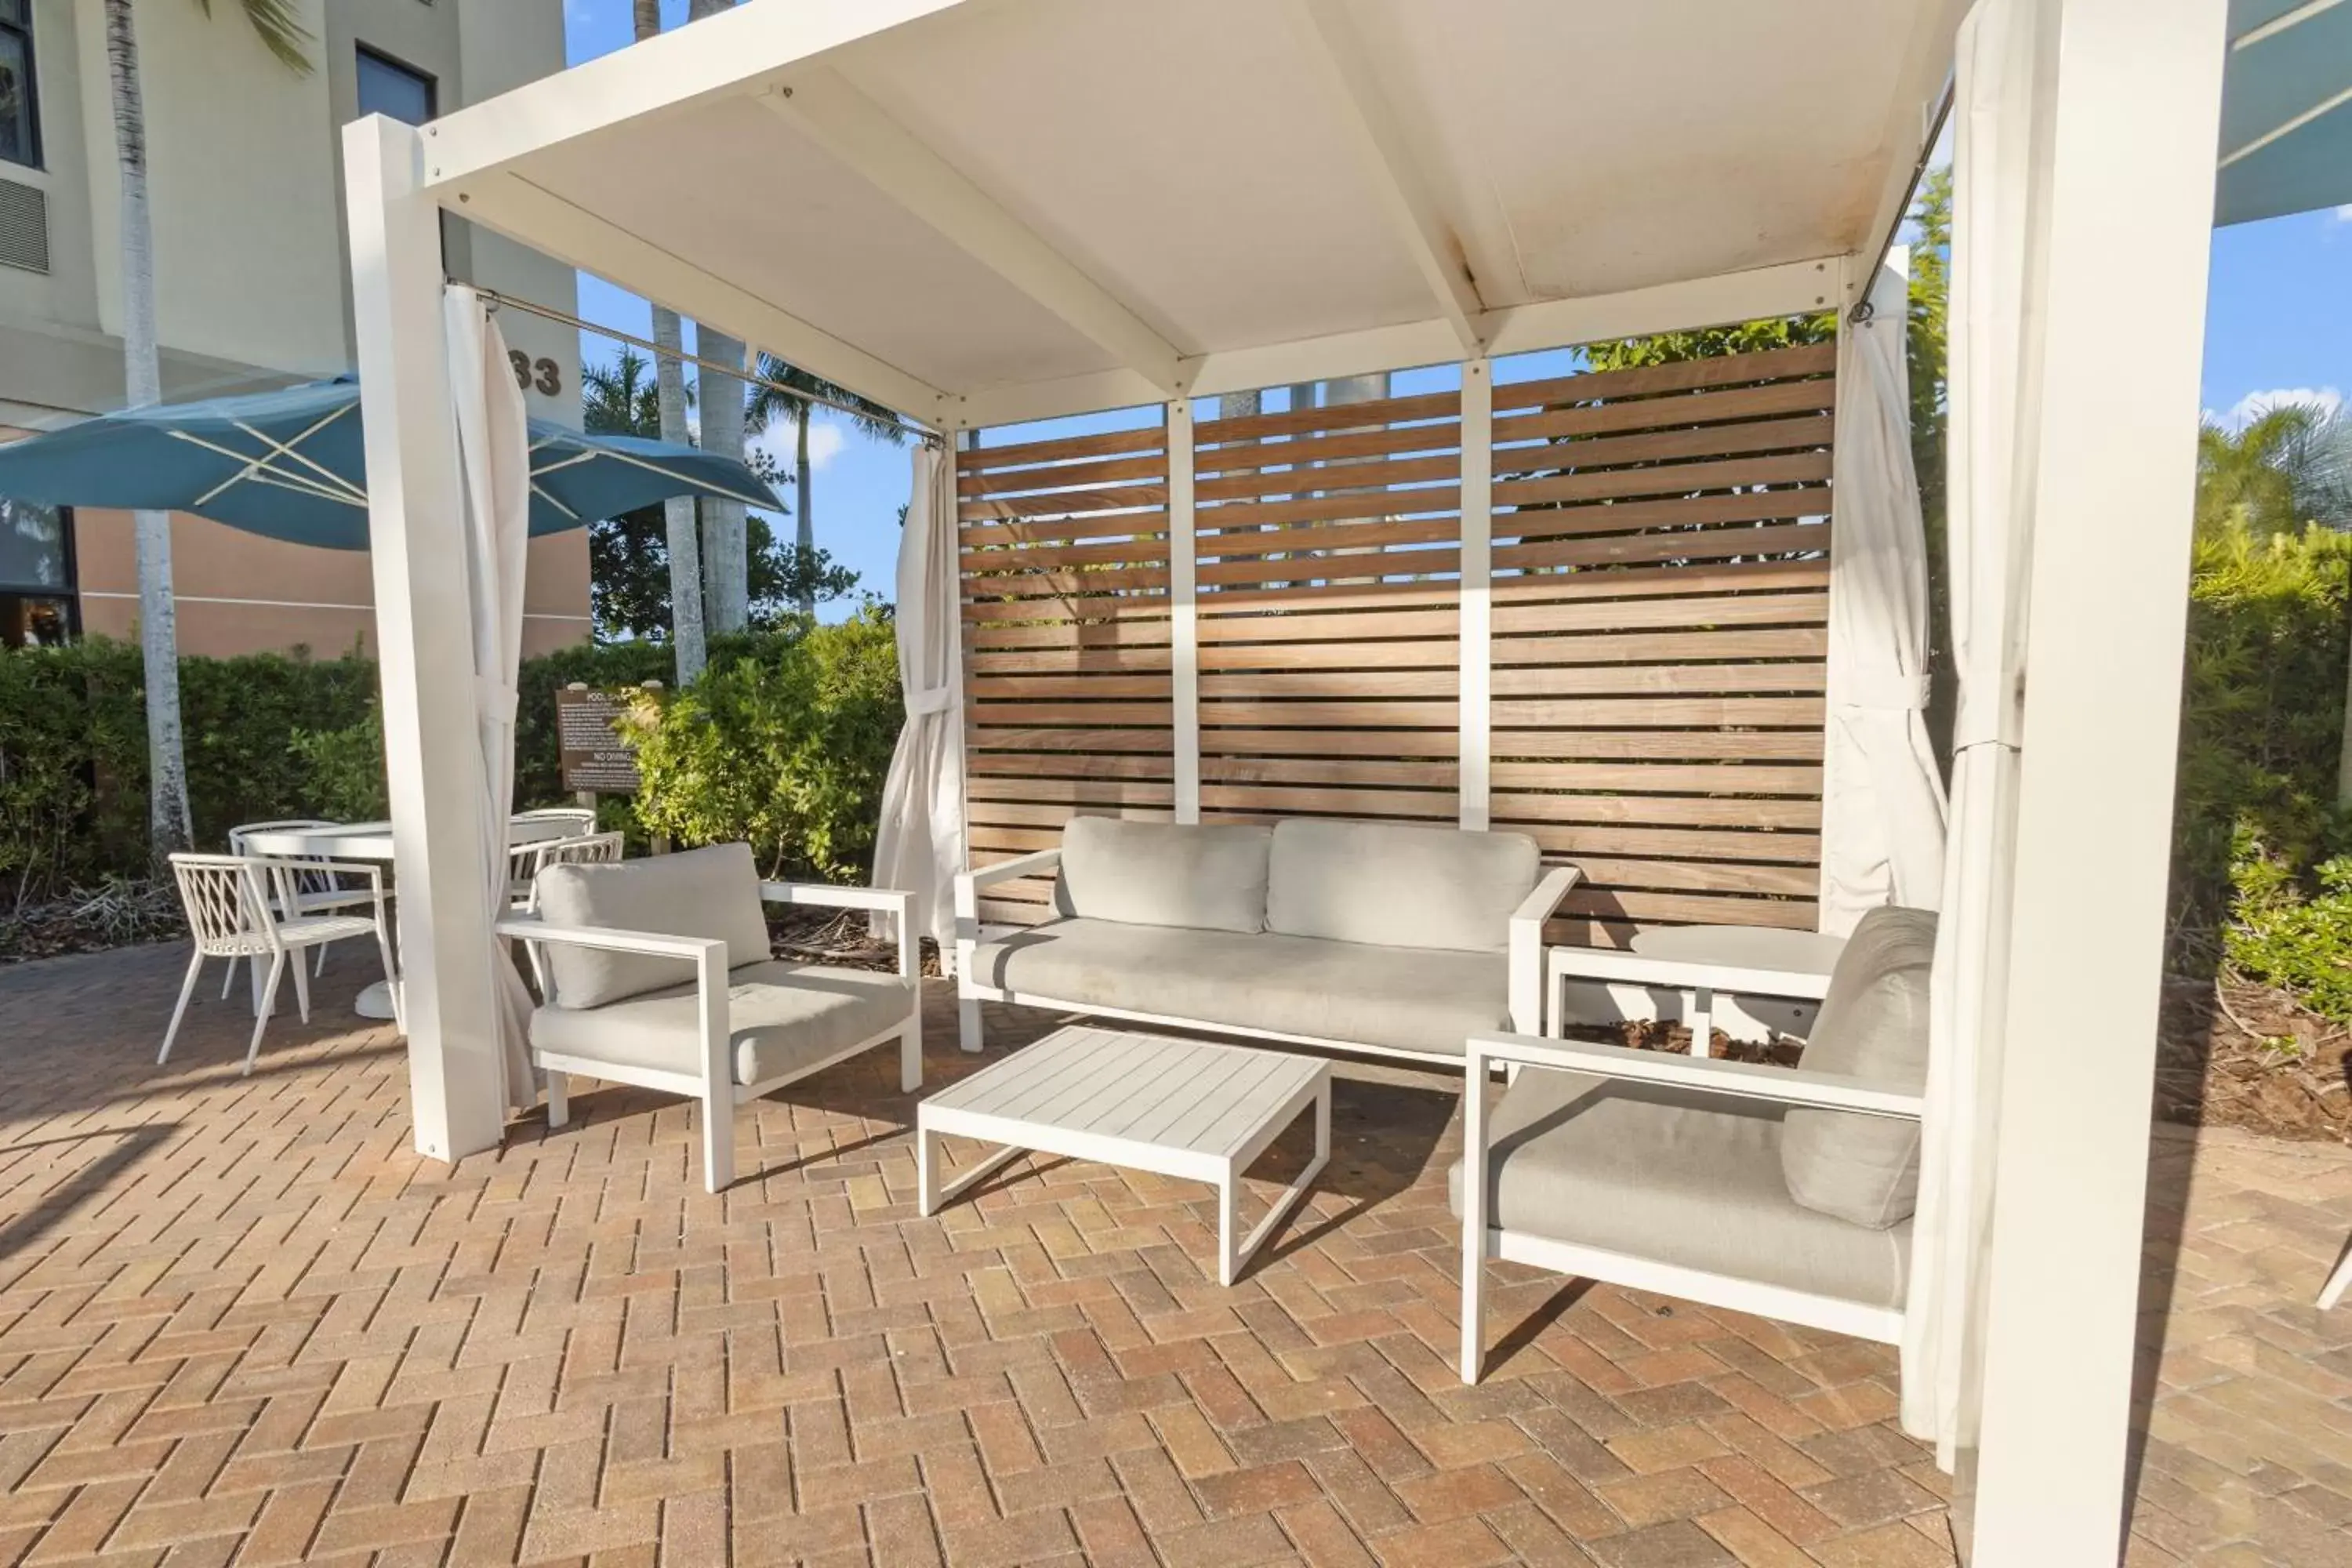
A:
555;682;645;795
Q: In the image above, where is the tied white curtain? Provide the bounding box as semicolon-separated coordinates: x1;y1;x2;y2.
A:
1819;262;1949;936
444;285;539;1113
1900;0;2038;1464
871;443;967;956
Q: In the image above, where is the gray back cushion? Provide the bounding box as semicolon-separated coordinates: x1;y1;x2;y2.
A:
535;841;771;1007
1055;817;1271;935
1265;818;1539;953
1780;906;1938;1229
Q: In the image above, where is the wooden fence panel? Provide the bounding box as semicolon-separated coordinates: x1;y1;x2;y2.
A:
959;419;1173;925
955;337;1839;944
1193;391;1465;832
1490;341;1837;943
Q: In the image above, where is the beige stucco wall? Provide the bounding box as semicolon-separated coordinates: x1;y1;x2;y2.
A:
0;0;586;651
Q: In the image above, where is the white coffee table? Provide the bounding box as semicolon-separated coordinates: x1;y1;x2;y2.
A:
917;1025;1331;1286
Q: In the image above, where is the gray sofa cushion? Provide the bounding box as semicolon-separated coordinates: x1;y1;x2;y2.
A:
967;917;1509;1057
530;958;914;1087
534;842;771;1007
1265;818;1538;953
1056;817;1271;935
1447;1067;1911;1310
1780;906;1938;1229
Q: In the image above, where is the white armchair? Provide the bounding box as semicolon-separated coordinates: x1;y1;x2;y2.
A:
499;842;920;1192
1457;906;1936;1383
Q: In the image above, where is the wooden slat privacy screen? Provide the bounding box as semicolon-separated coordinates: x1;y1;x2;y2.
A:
960;419;1174;925
958;340;1837;941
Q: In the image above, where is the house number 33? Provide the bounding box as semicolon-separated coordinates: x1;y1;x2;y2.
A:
508;350;562;397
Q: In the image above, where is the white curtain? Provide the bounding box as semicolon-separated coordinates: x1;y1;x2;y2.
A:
871;443;967;956
444;285;539;1113
1819;261;1950;936
1901;0;2038;1464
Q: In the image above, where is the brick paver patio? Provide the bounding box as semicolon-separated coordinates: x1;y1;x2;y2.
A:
0;941;2342;1566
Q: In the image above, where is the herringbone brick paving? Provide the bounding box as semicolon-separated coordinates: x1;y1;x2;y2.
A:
0;942;2332;1565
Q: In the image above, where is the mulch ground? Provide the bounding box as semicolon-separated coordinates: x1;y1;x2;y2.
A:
2158;974;2352;1145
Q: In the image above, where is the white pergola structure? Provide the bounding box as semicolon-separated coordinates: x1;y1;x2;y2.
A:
343;0;2275;1556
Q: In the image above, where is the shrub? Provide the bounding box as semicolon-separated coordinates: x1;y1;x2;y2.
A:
0;624;901;899
625;608;902;881
2169;519;2352;1013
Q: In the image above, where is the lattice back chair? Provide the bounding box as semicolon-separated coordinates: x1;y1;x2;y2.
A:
506;809;603;901
516;832;626;993
514;806;600;836
162;853;398;1076
226;819;376;986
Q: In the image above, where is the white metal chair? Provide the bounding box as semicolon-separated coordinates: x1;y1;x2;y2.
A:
506;812;607;901
497;843;920;1192
515;831;626;992
225;819;379;986
162;854;400;1075
2319;1246;2352;1309
1459;907;1935;1383
514;805;600;836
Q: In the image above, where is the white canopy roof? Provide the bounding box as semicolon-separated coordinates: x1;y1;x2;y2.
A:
419;0;1965;428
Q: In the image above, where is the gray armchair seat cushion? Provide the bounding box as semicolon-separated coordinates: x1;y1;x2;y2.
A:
1447;1066;1911;1311
1779;906;1938;1229
1265;818;1539;953
1056;817;1272;935
967;917;1510;1057
530;958;915;1087
534;841;773;1007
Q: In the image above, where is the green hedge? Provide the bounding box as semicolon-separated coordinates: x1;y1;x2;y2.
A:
2169;519;2352;1014
0;619;902;897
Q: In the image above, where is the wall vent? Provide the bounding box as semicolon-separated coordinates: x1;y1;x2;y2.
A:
0;179;48;275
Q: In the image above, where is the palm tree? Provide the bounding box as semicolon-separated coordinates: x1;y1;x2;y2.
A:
746;354;907;613
2197;401;2352;539
684;0;751;634
634;0;706;683
106;0;310;864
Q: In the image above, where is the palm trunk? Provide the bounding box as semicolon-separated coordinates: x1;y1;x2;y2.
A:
105;0;191;863
686;0;750;633
795;410;815;616
637;0;706;681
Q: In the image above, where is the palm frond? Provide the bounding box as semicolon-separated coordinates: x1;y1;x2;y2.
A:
194;0;314;77
747;353;910;445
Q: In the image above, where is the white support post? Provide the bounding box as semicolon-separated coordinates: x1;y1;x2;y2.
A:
1168;399;1200;825
1458;361;1492;832
343;115;506;1164
1965;0;2227;1558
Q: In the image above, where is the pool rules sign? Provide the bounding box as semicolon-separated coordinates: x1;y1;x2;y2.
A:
555;683;646;795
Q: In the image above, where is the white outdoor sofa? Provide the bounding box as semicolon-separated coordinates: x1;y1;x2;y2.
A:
497;842;920;1192
953;817;1581;1069
1455;906;1936;1381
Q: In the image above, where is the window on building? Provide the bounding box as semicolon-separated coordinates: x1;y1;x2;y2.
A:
356;47;435;126
0;0;39;169
0;494;74;647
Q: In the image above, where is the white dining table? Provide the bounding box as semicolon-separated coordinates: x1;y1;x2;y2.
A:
239;816;580;1020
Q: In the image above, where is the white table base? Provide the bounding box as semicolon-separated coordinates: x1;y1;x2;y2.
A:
917;1025;1332;1286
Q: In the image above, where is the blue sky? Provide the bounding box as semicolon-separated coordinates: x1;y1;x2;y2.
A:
560;2;2352;615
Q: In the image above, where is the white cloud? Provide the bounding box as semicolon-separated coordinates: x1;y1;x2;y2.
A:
750;416;848;482
2336;204;2352;223
2218;386;2344;432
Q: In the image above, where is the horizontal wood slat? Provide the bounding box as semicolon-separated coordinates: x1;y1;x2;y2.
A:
963;338;1837;936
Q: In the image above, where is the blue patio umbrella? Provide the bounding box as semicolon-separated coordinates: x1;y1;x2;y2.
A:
0;375;780;550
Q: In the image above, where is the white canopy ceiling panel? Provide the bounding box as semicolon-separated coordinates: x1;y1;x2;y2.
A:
514;93;1120;395
1364;0;1944;304
419;0;1966;423
833;0;1442;361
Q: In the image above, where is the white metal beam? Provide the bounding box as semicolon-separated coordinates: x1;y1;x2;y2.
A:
1167;401;1200;824
952;257;1843;430
1968;0;2229;1555
1291;0;1486;355
416;0;975;194
343;115;506;1165
1846;0;1972;309
760;71;1187;397
452;172;950;423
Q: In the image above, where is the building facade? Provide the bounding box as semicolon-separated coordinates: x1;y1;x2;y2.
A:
0;0;588;656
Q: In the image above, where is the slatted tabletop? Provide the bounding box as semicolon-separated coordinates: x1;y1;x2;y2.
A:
922;1025;1327;1160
